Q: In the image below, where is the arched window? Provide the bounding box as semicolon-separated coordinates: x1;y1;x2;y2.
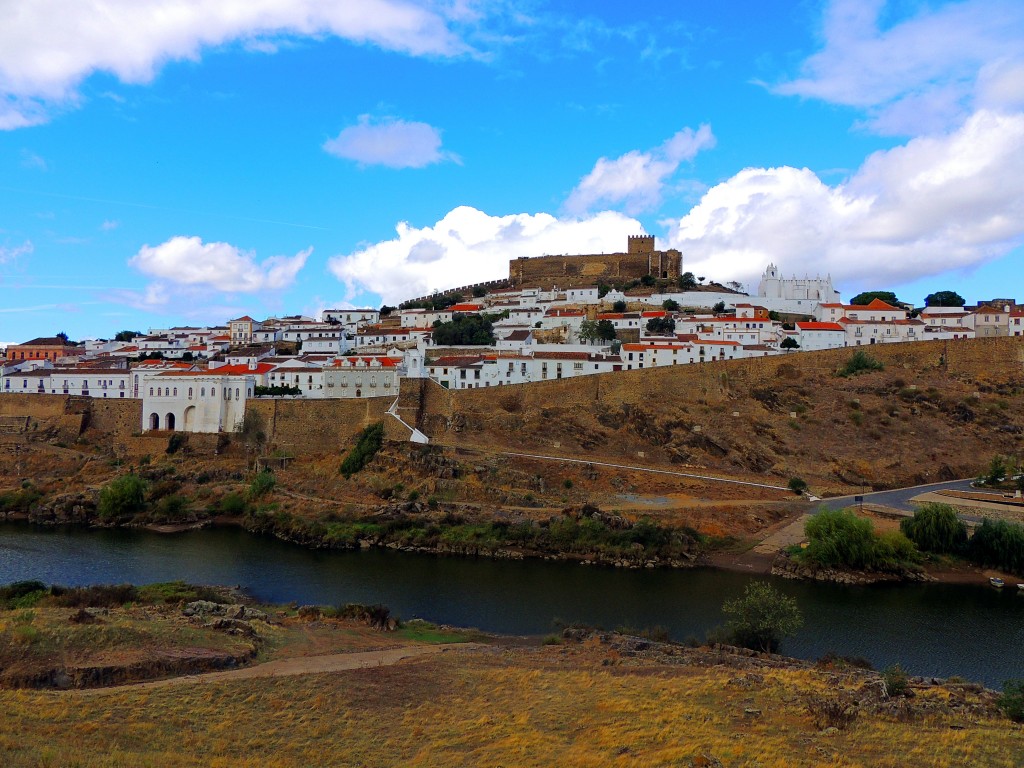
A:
188;387;193;399
201;387;206;397
157;387;162;396
235;387;240;400
211;387;216;397
149;387;153;396
173;388;177;396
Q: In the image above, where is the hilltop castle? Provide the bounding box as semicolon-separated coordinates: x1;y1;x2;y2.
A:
509;236;682;288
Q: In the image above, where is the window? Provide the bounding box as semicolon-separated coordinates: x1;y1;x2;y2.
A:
149;387;154;395
173;388;177;396
235;387;240;399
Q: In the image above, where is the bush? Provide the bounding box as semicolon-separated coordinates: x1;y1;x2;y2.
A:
802;509;919;572
612;300;627;312
900;503;967;554
966;518;1024;575
839;350;885;377
248;470;276;499
997;680;1024;722
432;314;495;345
218;492;247;516
0;581;48;609
721;581;802;653
166;433;187;455
340;422;385;478
155;493;188;521
883;664;910;697
97;474;148;521
788;477;808;495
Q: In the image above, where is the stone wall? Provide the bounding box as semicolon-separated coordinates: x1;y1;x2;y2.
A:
247;397;393;455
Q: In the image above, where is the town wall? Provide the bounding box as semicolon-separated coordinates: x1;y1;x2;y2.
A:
247;397;393;455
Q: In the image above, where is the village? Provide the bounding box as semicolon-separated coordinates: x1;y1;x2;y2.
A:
1;238;1021;435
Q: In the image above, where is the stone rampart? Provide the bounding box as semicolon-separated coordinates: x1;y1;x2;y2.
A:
247;397;392;455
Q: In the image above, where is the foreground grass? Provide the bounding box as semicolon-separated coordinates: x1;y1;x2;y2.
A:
1;644;1021;767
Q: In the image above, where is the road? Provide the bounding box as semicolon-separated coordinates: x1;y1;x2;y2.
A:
819;478;976;513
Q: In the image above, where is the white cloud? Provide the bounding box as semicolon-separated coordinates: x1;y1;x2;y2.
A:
20;150;47;171
0;0;478;129
100;219;120;231
129;235;310;292
328;205;642;304
565;125;715;215
664;110;1024;290
0;240;33;264
774;0;1024;135
323;115;458;169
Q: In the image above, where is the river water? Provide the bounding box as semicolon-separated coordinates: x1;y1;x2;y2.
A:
1;523;1021;687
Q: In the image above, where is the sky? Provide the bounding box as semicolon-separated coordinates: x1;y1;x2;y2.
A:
1;0;1023;343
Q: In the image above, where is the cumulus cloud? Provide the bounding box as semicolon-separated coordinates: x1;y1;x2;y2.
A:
565;125;715;215
328;205;642;304
0;240;33;265
129;236;310;292
664;110;1024;290
773;0;1024;135
323;115;458;168
0;0;478;129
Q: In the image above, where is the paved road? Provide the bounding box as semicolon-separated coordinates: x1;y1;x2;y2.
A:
819;478;976;513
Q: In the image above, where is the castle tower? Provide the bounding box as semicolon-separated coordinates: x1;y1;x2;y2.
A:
627;235;655;255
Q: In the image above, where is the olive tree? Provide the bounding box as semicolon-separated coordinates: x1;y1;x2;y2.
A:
722;582;802;653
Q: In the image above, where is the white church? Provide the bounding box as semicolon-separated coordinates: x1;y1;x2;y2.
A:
755;263;841;314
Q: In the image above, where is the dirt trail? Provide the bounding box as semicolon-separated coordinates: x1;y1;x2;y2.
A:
80;643;480;695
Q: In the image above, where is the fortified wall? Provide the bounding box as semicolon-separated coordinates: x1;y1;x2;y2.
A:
510;235;682;288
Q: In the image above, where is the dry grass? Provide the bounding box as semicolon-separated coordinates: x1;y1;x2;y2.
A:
0;643;1021;767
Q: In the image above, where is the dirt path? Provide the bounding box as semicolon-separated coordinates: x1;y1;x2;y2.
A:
80;643;479;695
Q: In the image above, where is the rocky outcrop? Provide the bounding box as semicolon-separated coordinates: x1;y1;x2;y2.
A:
770;553;931;584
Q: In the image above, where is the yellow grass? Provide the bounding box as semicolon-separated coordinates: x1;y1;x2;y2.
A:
1;644;1021;767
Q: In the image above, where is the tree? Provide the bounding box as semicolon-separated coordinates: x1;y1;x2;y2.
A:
181;351;194;362
612;300;627;313
900;503;967;554
472;285;487;298
646;316;676;335
721;582;802;653
578;319;599;344
662;299;680;311
598;284;610;298
678;272;697;291
849;291;899;306
712;301;726;313
726;280;744;292
340;422;385;478
780;337;800;350
787;477;807;495
56;331;69;344
983;454;1007;486
595;320;617;341
768;310;781;322
97;474;148;521
379;305;395;317
432;314;495;345
924;290;965;307
114;330;141;342
640;274;656;287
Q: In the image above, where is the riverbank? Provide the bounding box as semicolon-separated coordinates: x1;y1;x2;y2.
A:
0;608;1020;768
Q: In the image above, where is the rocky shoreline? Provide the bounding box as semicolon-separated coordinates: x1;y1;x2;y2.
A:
770;551;932;584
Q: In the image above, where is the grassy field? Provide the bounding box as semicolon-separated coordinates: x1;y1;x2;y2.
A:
0;641;1021;767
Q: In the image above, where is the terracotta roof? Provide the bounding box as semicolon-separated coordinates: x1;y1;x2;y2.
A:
796;322;845;331
845;299;903;311
450;303;483;312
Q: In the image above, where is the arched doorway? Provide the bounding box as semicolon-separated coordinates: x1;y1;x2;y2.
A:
165;413;176;431
183;406;196;431
355;389;361;398
149;413;159;431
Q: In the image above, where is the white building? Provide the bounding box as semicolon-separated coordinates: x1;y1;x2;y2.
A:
758;263;840;304
141;370;255;432
793;321;847;351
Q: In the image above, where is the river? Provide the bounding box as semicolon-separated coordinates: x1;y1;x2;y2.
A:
1;522;1021;687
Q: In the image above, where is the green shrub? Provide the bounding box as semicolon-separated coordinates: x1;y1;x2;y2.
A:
0;581;48;609
218;492;247;516
97;474;148;521
248;470;276;499
721;581;802;653
802;509;919;571
166;433;187;454
155;493;188;521
997;680;1024;722
839;350;884;377
900;503;967;554
966;518;1024;575
788;477;808;495
340;422;385;479
883;665;910;697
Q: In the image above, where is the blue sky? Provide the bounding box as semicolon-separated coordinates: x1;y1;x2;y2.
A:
1;0;1023;343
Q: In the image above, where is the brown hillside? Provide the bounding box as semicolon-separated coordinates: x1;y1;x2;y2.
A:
402;337;1024;496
